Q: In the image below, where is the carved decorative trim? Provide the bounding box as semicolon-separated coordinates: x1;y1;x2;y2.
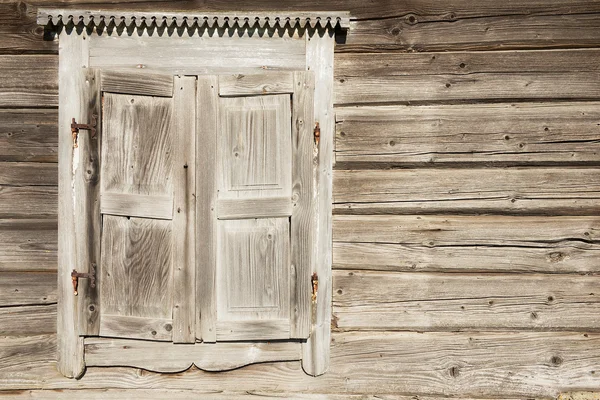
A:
37;9;351;30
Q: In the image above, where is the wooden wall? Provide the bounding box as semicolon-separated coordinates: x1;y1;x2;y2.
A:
1;0;600;398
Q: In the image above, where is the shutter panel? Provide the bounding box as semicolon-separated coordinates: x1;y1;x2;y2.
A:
198;72;314;341
95;71;196;342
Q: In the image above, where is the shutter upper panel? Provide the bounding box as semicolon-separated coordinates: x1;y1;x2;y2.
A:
97;71;196;343
197;72;315;342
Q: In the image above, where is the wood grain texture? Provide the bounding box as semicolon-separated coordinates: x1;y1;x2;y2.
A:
303;31;335;377
99;315;172;342
342;13;600;52
100;192;173;220
0;271;56;306
219;72;295;96
101;70;173;97
333;270;600;331
335;49;600;105
217;218;290;340
0;185;56;219
0;391;524;400
72;68;101;337
0;55;57;107
290;71;314;339
334;167;600;214
0;162;56;186
85;338;300;372
1;331;600;398
0;109;57;163
0;304;56;336
89;35;306;75
171;75;196;343
100;216;173;322
217;197;292;220
195;75;218;342
0;2;54;54
56;31;87;378
101;92;173;197
333;215;600;274
0;219;56;272
335;102;600;165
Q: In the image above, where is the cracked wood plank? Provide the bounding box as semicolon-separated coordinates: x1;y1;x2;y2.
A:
333;215;600;273
333;270;600;331
333;167;600;215
335;102;600;165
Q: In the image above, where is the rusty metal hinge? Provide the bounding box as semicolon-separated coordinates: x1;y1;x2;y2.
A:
71;263;96;296
311;272;319;303
313;122;320;146
71;115;98;148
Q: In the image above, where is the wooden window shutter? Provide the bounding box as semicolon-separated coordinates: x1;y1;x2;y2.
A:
76;69;197;344
197;72;315;342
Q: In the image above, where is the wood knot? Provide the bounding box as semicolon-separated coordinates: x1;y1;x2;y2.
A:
551;355;563;366
449;366;460;378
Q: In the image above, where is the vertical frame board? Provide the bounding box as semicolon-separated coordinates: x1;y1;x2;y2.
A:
57;31;90;378
196;76;219;342
290;71;315;339
172;76;197;343
303;30;335;376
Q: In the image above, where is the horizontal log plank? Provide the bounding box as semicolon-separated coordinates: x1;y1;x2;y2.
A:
0;271;56;306
0;331;599;397
0;2;54;54
0;162;57;186
333;167;600;214
0;219;56;272
0;185;56;219
335;102;600;165
333;270;600;331
0;109;58;163
0;55;57;107
342;13;600;52
0;390;528;400
0;304;56;336
335;49;600;104
333;215;600;273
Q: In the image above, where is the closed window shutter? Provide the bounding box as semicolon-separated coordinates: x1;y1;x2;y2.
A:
197;72;315;342
90;70;196;343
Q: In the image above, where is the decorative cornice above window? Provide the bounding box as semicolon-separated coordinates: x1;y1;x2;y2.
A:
37;9;351;30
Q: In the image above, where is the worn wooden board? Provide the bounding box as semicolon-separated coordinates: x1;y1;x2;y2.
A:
335;49;600;104
334;168;600;214
0;331;599;398
0;271;56;306
0;304;56;336
195;75;218;342
171;75;196;343
342;13;600;52
0;109;58;163
333;215;600;274
0;162;56;186
0;186;56;219
85;338;301;372
0;391;530;400
0;219;56;272
89;35;306;75
303;29;335;377
335;102;600;165
101;70;173;97
0;55;57;107
333;270;600;331
219;72;295;96
0;392;531;400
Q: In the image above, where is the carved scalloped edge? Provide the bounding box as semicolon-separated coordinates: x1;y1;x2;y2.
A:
84;337;302;373
37;9;351;30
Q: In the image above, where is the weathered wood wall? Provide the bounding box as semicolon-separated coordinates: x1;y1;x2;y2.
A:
1;0;600;398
